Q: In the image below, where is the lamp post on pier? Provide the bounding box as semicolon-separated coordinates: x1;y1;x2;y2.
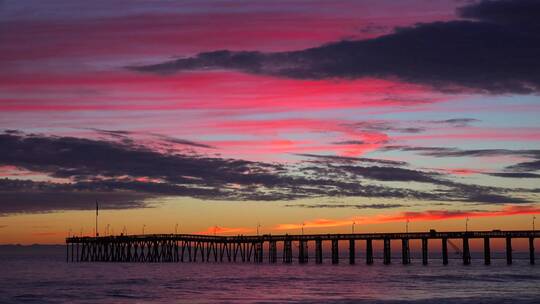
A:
406;219;410;233
95;200;99;237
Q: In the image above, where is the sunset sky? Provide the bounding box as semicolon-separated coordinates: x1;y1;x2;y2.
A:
1;0;539;245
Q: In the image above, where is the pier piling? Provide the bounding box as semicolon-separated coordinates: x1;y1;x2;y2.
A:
315;238;323;264
442;238;448;265
283;239;292;264
484;237;491;265
366;239;373;265
530;237;535;265
383;238;391;265
421;238;428;265
401;239;410;265
299;240;308;264
269;240;277;263
331;239;339;264
255;242;263;263
463;237;471;265
349;239;355;265
506;237;512;265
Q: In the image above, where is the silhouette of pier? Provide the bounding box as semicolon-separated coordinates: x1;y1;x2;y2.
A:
66;230;538;265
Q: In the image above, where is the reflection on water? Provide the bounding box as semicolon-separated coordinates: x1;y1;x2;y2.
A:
1;246;539;303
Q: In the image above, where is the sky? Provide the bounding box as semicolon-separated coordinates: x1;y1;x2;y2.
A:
0;0;539;246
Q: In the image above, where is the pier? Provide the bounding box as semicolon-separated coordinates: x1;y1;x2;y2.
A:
66;230;538;265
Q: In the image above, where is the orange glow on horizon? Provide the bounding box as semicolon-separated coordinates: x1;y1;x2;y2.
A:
274;205;540;231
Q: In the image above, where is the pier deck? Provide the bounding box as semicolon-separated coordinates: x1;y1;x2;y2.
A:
66;230;538;265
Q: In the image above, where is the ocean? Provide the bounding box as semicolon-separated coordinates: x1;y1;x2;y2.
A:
1;246;539;303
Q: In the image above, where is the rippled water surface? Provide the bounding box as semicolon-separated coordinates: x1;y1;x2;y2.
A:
1;246;539;303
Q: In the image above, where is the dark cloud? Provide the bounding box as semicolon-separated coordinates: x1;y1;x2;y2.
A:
0;132;282;187
297;153;408;166
285;203;404;209
505;160;540;172
334;165;441;183
382;145;540;175
0;132;427;213
458;0;540;26
0;179;152;215
463;193;530;204
299;159;534;205
382;145;540;159
442;181;533;204
0;131;534;214
332;140;365;145
150;134;216;149
380;145;454;155
88;128;215;149
344;121;424;134
89;128;131;137
303;163;534;205
486;172;540;178
3;129;23;135
130;0;540;94
428;118;480;127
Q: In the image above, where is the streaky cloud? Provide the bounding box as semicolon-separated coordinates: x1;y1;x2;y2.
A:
87;128;216;149
382;145;540;159
344;121;425;134
486;172;540;178
296;153;408;166
332;140;365;145
285;203;404;209
427;118;480;127
150;134;216;149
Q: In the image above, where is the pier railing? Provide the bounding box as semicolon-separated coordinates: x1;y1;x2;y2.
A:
66;230;539;265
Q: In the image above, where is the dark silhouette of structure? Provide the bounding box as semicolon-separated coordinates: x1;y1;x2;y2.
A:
66;230;538;265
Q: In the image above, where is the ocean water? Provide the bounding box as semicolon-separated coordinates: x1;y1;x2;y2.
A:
1;246;539;303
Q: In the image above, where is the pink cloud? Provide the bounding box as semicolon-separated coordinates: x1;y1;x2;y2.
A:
196;226;253;235
0;72;441;112
0;166;35;177
0;2;456;63
379;205;540;222
276;218;355;230
207;119;388;157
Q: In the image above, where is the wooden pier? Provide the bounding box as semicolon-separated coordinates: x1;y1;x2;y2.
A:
66;230;538;265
